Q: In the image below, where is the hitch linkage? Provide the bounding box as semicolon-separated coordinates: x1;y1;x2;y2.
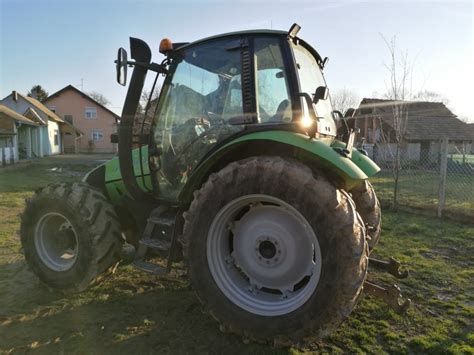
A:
369;256;409;279
364;256;411;313
364;281;411;314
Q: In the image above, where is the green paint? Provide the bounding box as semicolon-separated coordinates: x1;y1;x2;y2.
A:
224;131;378;179
331;140;381;177
93;146;152;203
89;132;380;204
181;131;380;202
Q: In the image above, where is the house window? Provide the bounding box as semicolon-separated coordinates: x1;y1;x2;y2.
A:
85;107;97;119
64;115;73;124
91;129;104;141
54;130;59;146
49;105;57;113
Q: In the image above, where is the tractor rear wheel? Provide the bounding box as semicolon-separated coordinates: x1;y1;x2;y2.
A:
180;156;368;344
351;181;381;251
20;182;123;293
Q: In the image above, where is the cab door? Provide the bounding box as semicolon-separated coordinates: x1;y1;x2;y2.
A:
151;37;246;199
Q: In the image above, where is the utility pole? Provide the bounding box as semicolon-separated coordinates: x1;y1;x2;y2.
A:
80;78;84;91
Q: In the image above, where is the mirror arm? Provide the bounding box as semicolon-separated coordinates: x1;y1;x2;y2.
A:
124;60;168;74
297;92;320;138
297;93;319;122
115;59;168;74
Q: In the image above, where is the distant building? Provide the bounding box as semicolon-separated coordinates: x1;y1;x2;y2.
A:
44;85;119;153
1;91;81;161
350;98;473;163
469;123;474;154
0;104;39;165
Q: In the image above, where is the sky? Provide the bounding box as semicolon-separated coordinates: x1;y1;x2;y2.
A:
0;0;473;121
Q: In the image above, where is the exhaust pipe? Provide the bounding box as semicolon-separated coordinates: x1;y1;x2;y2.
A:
118;37;151;201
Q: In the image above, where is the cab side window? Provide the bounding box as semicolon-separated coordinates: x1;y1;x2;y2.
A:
254;37;292;122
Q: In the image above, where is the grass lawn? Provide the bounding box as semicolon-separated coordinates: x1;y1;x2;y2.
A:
372;170;473;220
0;156;473;353
451;154;474;165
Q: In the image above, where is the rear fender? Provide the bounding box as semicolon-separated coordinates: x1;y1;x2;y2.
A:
179;131;380;203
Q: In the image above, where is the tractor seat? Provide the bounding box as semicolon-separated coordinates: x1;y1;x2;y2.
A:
269;99;291;123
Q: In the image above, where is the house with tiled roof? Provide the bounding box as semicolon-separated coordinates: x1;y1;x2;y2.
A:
44;85;119;153
0;104;39;165
1;91;82;160
350;98;473;163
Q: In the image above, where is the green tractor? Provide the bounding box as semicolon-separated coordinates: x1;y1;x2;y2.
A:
20;24;396;343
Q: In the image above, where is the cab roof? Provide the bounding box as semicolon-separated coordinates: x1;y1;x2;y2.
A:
174;29;287;51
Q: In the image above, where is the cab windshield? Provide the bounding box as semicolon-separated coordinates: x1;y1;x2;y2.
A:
291;42;334;122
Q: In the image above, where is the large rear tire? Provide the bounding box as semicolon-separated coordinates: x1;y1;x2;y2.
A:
180;157;368;344
351;181;381;251
20;182;123;293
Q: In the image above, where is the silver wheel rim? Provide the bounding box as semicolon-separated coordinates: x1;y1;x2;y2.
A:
207;194;322;316
34;212;78;272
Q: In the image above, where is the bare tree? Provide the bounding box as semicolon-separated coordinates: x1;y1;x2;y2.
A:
139;87;161;113
413;89;449;105
331;88;360;115
381;35;413;209
133;86;162;140
88;91;110;106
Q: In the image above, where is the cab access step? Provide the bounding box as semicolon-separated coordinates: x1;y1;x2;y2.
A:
132;208;181;275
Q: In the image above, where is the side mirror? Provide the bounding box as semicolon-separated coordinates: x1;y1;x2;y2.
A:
115;48;128;86
313;86;329;104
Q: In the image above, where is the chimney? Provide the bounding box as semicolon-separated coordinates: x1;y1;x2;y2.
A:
12;90;18;102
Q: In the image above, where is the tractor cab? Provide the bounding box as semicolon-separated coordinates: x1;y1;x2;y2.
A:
153;29;337;198
114;25;342;202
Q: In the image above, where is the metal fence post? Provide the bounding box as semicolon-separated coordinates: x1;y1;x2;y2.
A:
438;137;448;217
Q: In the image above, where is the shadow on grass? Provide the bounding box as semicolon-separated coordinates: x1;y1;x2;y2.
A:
0;261;288;354
1;185;472;354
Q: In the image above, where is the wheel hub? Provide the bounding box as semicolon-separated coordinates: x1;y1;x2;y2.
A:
232;204;314;291
34;212;78;272
254;235;282;267
258;239;277;259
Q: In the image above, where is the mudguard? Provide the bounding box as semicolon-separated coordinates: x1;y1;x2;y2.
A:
85;131;381;205
180;131;380;203
83;146;151;203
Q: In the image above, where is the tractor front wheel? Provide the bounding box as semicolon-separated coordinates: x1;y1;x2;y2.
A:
20;182;123;293
180;157;368;344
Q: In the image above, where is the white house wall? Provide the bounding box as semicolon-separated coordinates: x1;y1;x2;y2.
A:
1;95;58;157
47;120;60;155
